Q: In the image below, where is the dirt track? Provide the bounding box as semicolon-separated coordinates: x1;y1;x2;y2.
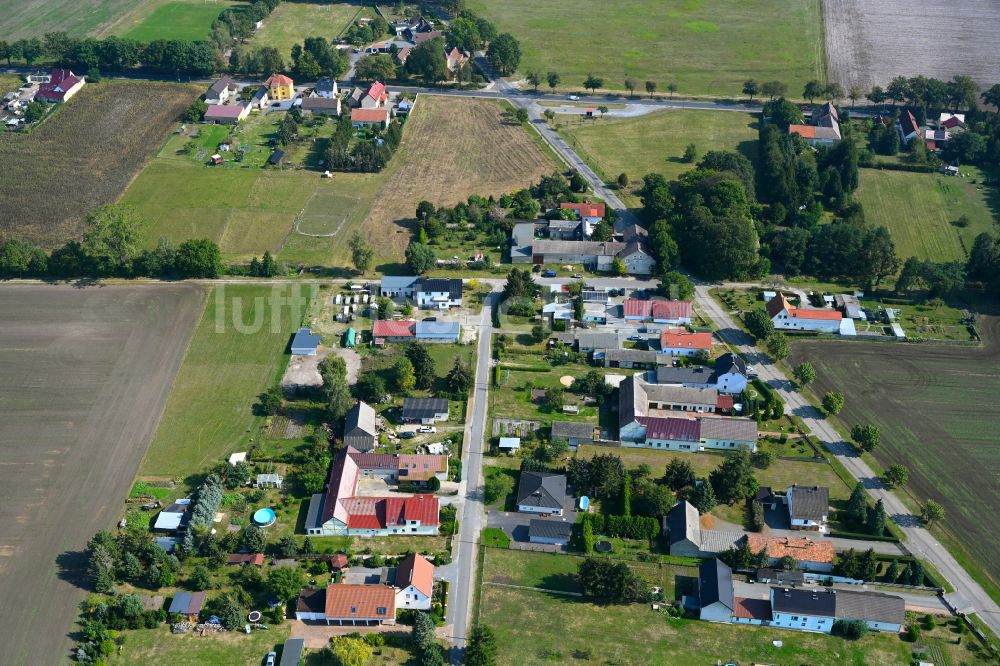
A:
789;316;1000;585
823;0;1000;91
0;283;204;665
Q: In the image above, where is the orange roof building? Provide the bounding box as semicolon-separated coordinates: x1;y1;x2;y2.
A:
395;553;434;609
746;534;836;571
659;328;713;356
351;108;390;127
265;73;294;100
324;584;396;625
766;294;843;332
560;201;606;220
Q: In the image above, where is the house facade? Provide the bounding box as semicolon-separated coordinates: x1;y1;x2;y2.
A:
265;73;294;100
205;75;238;105
766;294;842;333
395;553;434;610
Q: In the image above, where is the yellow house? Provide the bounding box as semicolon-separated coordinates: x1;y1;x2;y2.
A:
264;73;294;100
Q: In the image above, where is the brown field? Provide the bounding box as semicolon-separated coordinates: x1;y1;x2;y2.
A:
788;316;1000;588
0;284;204;665
355;95;558;267
824;0;1000;91
0;80;200;247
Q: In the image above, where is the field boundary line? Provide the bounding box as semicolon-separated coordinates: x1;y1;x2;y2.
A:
482;581;583;597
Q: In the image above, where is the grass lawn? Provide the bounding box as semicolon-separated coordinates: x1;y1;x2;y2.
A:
117;624;292;665
141;285;313;479
555;110;759;199
467;0;824;96
122;0;225;41
855;167;998;262
0;0;143;39
479;585;983;666
251;2;366;56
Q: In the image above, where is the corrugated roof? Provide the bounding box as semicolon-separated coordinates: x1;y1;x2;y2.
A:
550;420;596;440
373;320;415;338
415;320;460;338
641;416;700;442
651;300;693;321
345;402;377;437
698;416;758;442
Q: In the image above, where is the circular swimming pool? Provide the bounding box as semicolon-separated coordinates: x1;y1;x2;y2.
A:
252;507;276;527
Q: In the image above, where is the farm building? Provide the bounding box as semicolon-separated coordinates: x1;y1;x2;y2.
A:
373;320;416;344
415;320;460;342
168;591;206;620
528;518;573;546
550;420;596;449
205;103;250;124
344;401;378;451
35;68;85;103
622;298;693;324
348;448;447;484
290;328;321;355
603;348;666;369
525;239;655;275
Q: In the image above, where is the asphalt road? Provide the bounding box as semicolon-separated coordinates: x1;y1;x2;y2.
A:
448;289;495;664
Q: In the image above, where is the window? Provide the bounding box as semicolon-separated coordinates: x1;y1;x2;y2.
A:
791;616;798;621
351;606;357;613
376;607;387;615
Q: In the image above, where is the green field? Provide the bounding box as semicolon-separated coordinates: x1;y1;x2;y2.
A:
468;0;824;96
123;0;224;41
478;550;983;665
140;285;312;478
855;167;997;262
0;0;143;39
555;109;759;198
252;1;366;57
789;317;1000;595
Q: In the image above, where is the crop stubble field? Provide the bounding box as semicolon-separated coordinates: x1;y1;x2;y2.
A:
468;0;824;96
823;0;1000;91
789;317;1000;589
0;80;201;248
0;284;204;665
355;96;558;267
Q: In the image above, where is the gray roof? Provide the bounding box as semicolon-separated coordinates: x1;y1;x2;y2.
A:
643;382;719;408
305;493;325;530
605;348;665;365
621;224;648;243
698;530;743;554
516;471;566;510
699;558;734;611
531;239;626;257
168;591;206;615
575;331;622;350
208;75;237;96
529;518;573;540
345;401;377;438
550;420;596;441
315;78;337;94
757;568;805;586
548;219;581;231
618;374;645;426
402;397;449;420
381;275;418;290
834;589;905;626
511;222;537;251
301;96;340;110
667;500;701;548
788;486;830;522
771;587;836;617
655;365;714;384
416;320;460;338
279;638;306;666
698;417;758;443
711;353;747;380
291;327;320;353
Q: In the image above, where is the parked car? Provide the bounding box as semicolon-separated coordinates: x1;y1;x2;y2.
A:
266;652;276;666
628;334;642;341
532;264;542;273
417;426;437;433
399;431;416;439
569;95;580;101
572;273;583;279
542;270;557;277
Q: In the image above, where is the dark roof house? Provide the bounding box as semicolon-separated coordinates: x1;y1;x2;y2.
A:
516;472;566;513
401;397;449;422
344;401;378;451
528;518;573;545
698;558;735;621
771;587;837;617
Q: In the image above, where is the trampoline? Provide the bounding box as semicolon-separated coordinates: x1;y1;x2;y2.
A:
595;540;612;553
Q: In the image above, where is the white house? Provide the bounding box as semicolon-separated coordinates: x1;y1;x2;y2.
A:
315;78;338;99
516;472;566;516
698;559;735;623
711;353;749;394
787;485;830;533
415;278;463;309
766;294;842;333
205;76;239;105
770;587;836;633
394;553;433;610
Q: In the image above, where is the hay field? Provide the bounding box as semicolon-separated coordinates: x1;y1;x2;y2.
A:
0;80;200;247
467;0;824;96
0;284;204;665
789;317;1000;592
824;0;1000;91
356;96;558;267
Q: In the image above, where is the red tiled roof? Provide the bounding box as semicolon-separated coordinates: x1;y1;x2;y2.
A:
660;329;712;350
265;73;294;87
398;454;447;481
790;307;842;321
733;597;772;620
788;124;816;139
328;554;349;569
746;534;835;564
226;553;264;565
367;81;387;102
321;448;360;526
352;108;389;123
373;320;414;338
396;553;434;597
324;584;395;620
651;299;693;321
404;494;439;525
560;202;606;218
716;394;735;410
623;299;652;318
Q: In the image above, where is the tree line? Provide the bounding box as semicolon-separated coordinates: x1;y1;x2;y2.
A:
0;204;223;280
